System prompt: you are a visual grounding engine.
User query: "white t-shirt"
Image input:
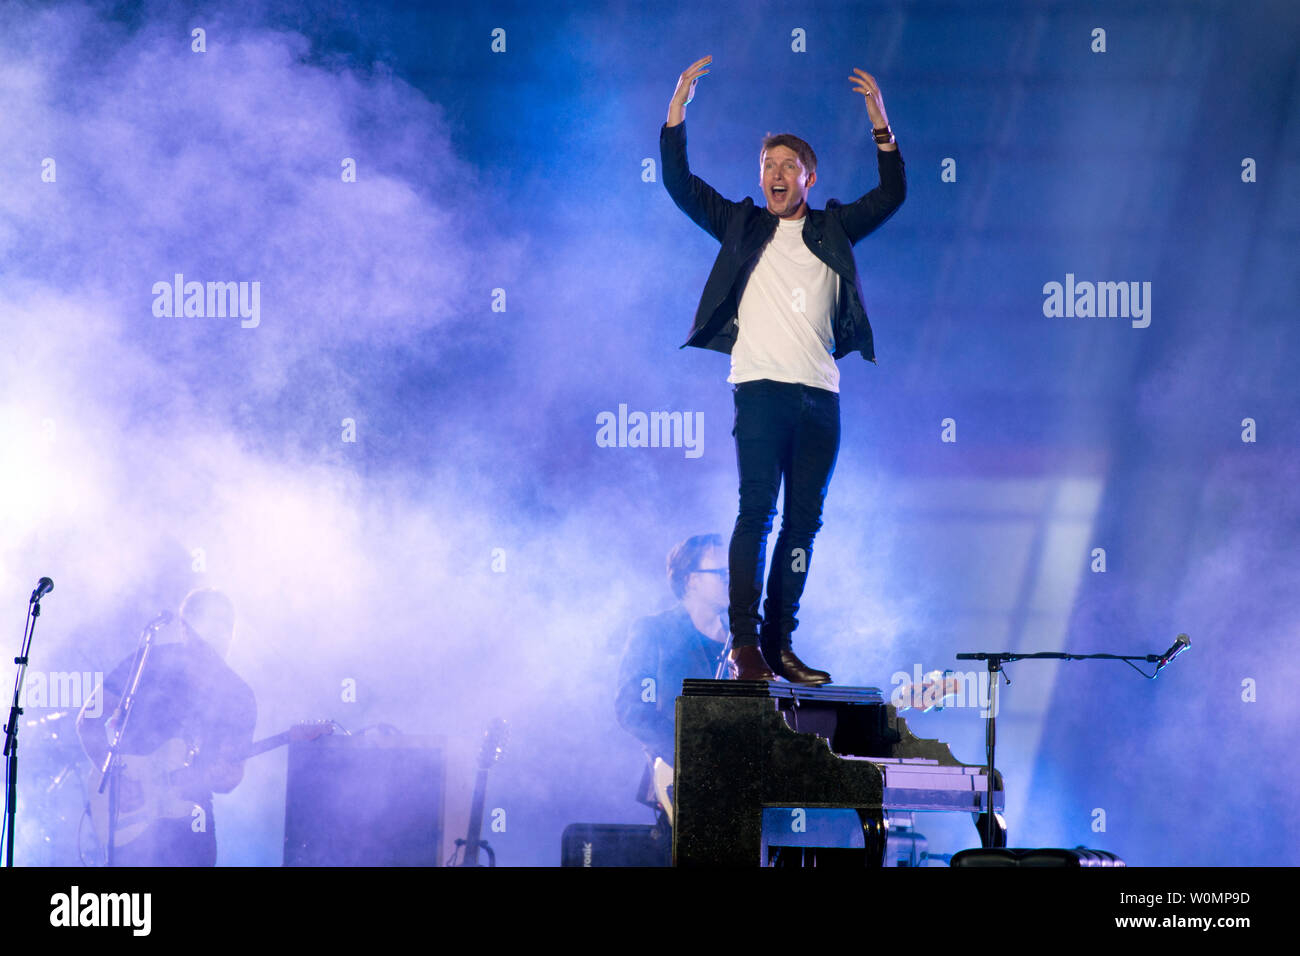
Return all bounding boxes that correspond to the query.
[727,215,840,393]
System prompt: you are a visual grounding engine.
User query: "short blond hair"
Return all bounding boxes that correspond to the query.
[760,133,817,177]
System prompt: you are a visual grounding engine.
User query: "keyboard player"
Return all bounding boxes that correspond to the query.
[615,533,732,773]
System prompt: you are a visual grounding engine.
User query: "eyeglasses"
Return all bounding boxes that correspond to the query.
[691,568,729,579]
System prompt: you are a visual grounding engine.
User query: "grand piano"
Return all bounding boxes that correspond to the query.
[673,679,1006,867]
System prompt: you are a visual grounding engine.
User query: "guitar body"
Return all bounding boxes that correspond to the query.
[87,737,203,851]
[86,721,334,859]
[891,670,965,712]
[652,757,675,827]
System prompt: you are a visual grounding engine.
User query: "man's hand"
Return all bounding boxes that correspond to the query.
[849,68,892,135]
[667,55,712,127]
[176,754,245,795]
[201,758,245,794]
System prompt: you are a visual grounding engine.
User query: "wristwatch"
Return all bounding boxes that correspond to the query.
[872,124,895,145]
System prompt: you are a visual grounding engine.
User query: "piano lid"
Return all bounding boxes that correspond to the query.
[682,679,884,704]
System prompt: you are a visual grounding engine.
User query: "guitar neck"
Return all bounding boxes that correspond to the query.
[461,767,492,866]
[243,731,291,760]
[241,722,334,761]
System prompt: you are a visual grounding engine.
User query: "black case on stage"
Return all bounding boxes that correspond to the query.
[560,823,672,867]
[283,732,445,866]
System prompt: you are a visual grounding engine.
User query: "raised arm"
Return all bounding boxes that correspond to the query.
[837,68,907,244]
[666,54,709,128]
[660,55,738,242]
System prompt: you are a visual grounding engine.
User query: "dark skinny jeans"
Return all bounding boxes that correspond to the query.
[727,379,840,658]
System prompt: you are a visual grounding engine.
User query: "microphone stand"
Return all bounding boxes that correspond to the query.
[3,588,48,866]
[97,615,165,866]
[956,637,1190,849]
[714,629,735,680]
[710,610,736,680]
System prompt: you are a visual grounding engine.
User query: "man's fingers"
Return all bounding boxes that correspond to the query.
[850,69,878,90]
[849,69,879,98]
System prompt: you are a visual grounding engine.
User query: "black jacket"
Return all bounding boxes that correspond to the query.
[614,604,727,762]
[659,120,906,364]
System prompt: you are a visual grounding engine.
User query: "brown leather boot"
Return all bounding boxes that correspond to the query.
[772,649,831,685]
[728,645,776,681]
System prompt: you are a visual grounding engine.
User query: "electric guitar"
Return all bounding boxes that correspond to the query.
[889,669,966,712]
[86,720,334,853]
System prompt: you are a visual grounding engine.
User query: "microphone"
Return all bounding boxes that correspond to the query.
[144,610,174,631]
[1154,633,1191,674]
[30,577,54,604]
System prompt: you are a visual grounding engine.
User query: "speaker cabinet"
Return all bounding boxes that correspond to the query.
[284,733,445,866]
[561,823,671,867]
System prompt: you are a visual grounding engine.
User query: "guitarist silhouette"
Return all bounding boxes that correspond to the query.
[76,588,257,866]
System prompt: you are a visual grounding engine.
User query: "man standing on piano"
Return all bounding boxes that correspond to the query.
[660,56,906,684]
